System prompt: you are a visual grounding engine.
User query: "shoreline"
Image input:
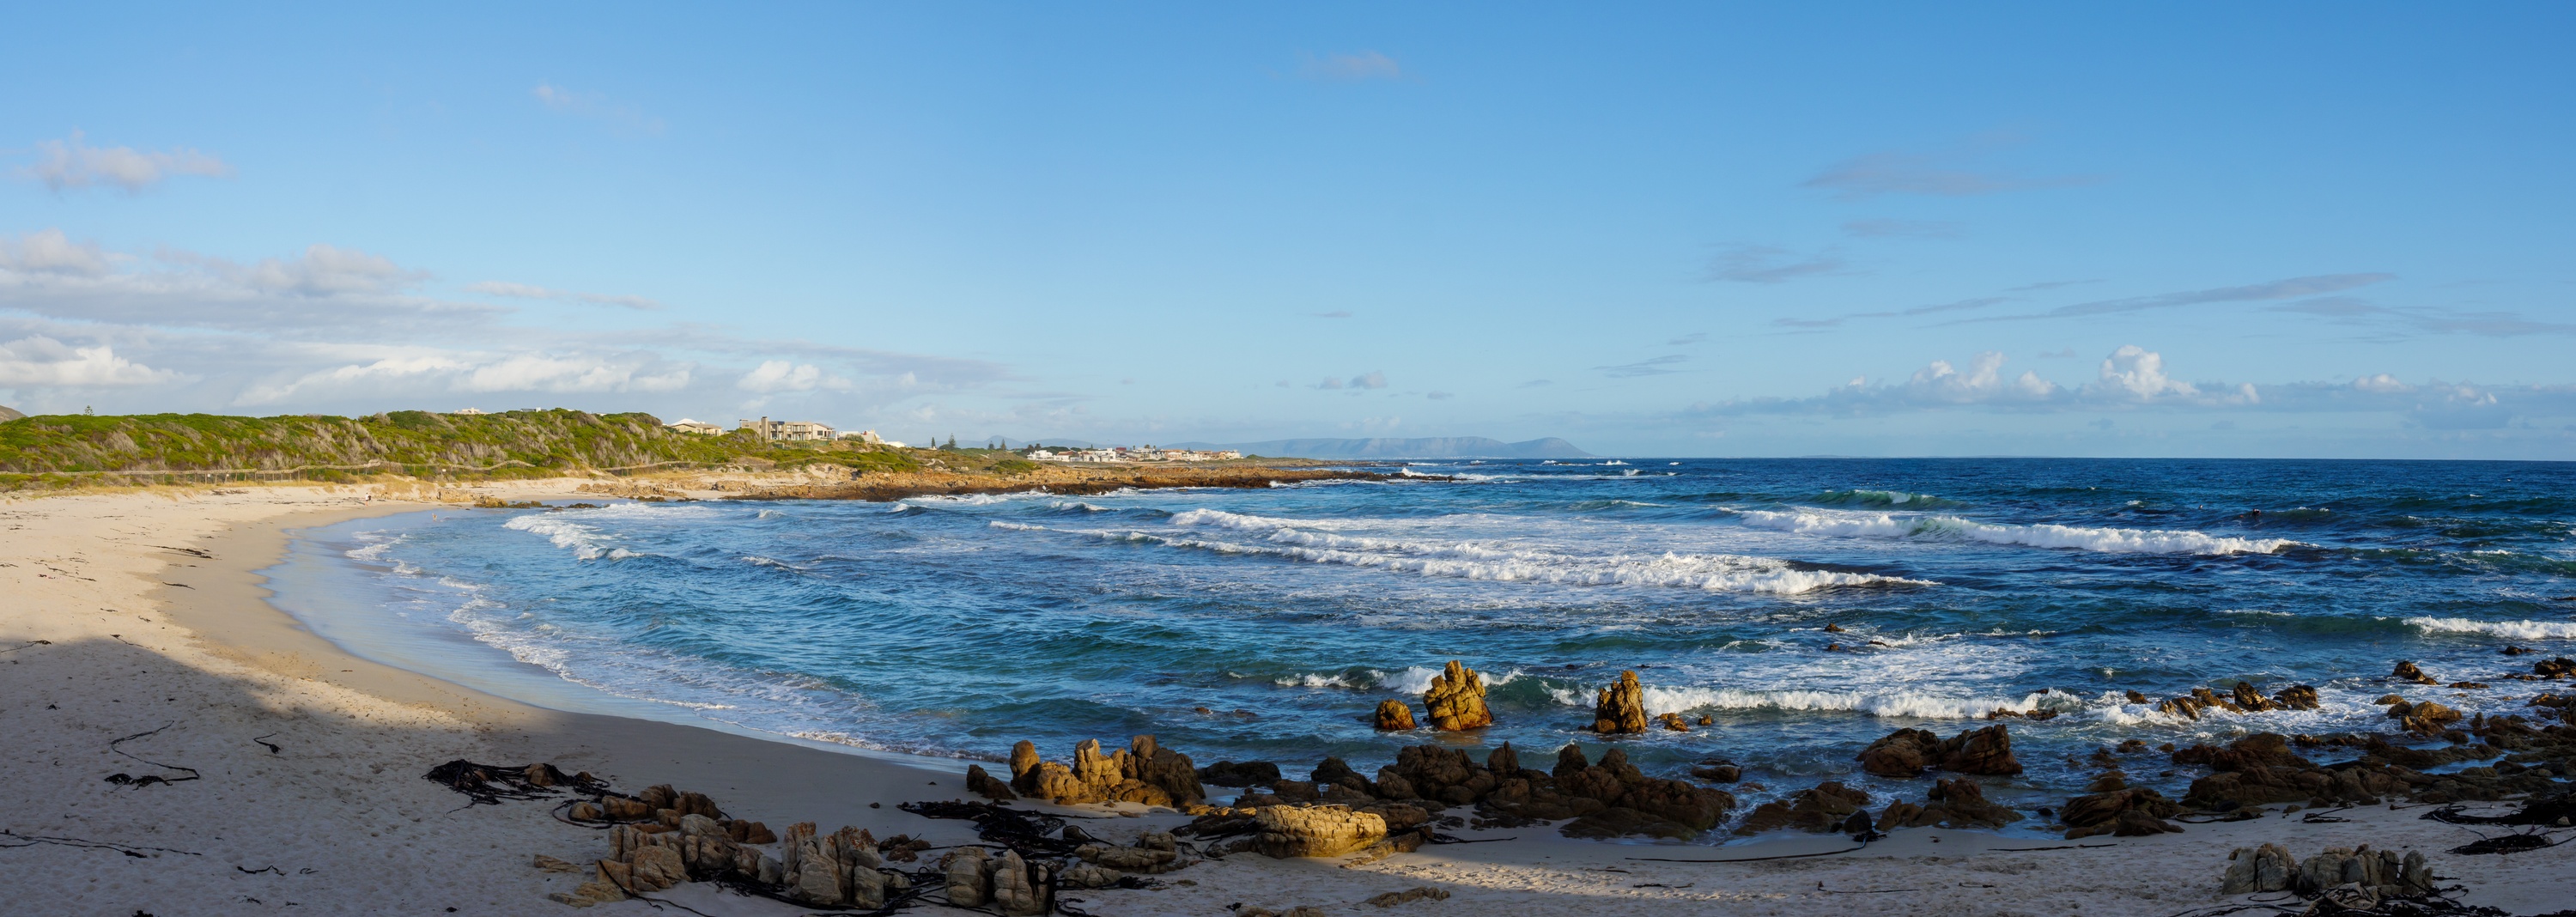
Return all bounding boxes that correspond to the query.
[3,483,2569,914]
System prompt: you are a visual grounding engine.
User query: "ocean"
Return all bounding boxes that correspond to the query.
[283,458,2576,836]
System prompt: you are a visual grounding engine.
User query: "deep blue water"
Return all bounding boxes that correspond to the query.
[310,458,2576,829]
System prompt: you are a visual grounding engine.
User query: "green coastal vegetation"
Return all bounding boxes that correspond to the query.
[0,409,974,490]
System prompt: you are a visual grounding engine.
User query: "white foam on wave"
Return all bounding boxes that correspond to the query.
[501,513,637,561]
[2405,617,2576,640]
[999,518,1927,594]
[1735,508,2300,556]
[344,531,407,563]
[1540,684,2081,720]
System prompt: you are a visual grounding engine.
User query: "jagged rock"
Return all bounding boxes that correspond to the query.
[2060,786,2184,838]
[1564,806,1702,840]
[1076,843,1182,873]
[2229,682,2278,712]
[2537,657,2576,678]
[1939,725,2023,775]
[1424,660,1493,731]
[601,796,652,821]
[2393,660,2438,684]
[1255,805,1388,858]
[1374,699,1418,731]
[1857,728,1941,778]
[1874,777,2022,831]
[944,847,991,908]
[1358,803,1431,833]
[1591,670,1649,734]
[1060,863,1120,888]
[1487,742,1523,777]
[533,853,580,872]
[1008,740,1042,793]
[1200,760,1283,786]
[1314,757,1374,796]
[1367,887,1452,907]
[1692,763,1742,782]
[1735,782,1870,835]
[1656,713,1692,732]
[629,845,687,892]
[673,791,719,818]
[967,763,1017,800]
[2272,684,2321,710]
[989,850,1051,916]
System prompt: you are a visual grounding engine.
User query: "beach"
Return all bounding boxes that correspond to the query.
[3,480,2570,916]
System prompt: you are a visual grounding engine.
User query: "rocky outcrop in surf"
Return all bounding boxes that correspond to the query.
[1005,735,1205,808]
[2151,681,2322,720]
[1373,699,1418,731]
[1589,670,1648,734]
[1856,724,2024,778]
[1422,660,1492,731]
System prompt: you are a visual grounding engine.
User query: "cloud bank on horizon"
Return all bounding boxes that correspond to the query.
[2,5,2572,458]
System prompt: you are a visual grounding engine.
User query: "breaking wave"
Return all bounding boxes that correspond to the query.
[1735,509,2300,555]
[2404,617,2576,640]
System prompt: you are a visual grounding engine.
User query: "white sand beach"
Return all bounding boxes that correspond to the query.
[3,484,2568,916]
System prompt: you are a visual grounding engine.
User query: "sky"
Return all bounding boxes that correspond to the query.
[3,3,2572,458]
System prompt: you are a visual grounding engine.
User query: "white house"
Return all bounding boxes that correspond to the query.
[665,419,724,435]
[738,416,836,442]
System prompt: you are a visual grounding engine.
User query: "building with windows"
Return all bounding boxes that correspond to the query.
[665,419,724,435]
[738,416,836,441]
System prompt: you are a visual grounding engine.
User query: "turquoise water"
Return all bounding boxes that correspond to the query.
[290,458,2576,825]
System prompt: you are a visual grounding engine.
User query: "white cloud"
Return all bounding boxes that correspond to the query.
[0,229,110,276]
[466,280,662,310]
[1350,370,1388,390]
[2353,373,2408,393]
[736,360,851,393]
[0,336,185,386]
[21,131,234,191]
[1910,351,2061,404]
[1297,51,1403,82]
[2091,344,2197,399]
[228,244,425,297]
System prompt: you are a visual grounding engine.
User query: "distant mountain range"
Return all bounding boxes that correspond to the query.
[1164,436,1593,459]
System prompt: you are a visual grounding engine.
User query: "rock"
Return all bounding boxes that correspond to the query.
[1199,760,1283,786]
[674,791,720,818]
[629,845,687,893]
[568,802,604,822]
[601,796,652,821]
[2230,682,2277,712]
[1255,805,1388,858]
[1076,842,1182,873]
[1591,670,1649,734]
[2449,681,2490,689]
[2061,787,2184,838]
[967,763,1017,800]
[2537,657,2576,678]
[1486,743,1523,778]
[989,850,1051,917]
[1060,863,1120,888]
[2109,809,2184,836]
[1008,740,1042,793]
[1564,807,1701,840]
[1692,763,1742,783]
[2222,847,2259,894]
[2252,842,2294,892]
[2402,849,2431,892]
[1656,712,1692,732]
[1314,757,1373,796]
[2393,660,2438,684]
[1857,728,1941,778]
[1374,699,1418,731]
[641,785,677,810]
[1367,886,1452,907]
[2272,684,2321,710]
[1424,660,1493,731]
[533,853,580,872]
[944,847,991,908]
[1735,782,1870,835]
[1874,777,2021,831]
[1938,724,2024,775]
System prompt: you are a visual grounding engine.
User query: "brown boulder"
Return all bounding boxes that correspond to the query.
[1591,670,1649,734]
[1876,778,2022,831]
[2229,682,2277,712]
[1423,660,1493,731]
[2272,684,2321,710]
[2060,786,2184,837]
[1735,781,1869,835]
[2537,657,2576,678]
[1937,724,2023,776]
[1374,699,1418,731]
[1857,728,1941,778]
[2392,660,2437,684]
[967,764,1017,801]
[1255,805,1388,858]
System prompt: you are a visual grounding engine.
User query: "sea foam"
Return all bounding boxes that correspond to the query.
[1735,508,2300,555]
[2405,617,2576,640]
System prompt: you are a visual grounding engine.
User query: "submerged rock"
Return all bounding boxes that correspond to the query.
[2392,660,2439,684]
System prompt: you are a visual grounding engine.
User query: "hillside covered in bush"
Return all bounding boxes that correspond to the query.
[0,409,924,489]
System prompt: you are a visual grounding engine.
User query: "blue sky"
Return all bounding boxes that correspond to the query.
[3,3,2571,458]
